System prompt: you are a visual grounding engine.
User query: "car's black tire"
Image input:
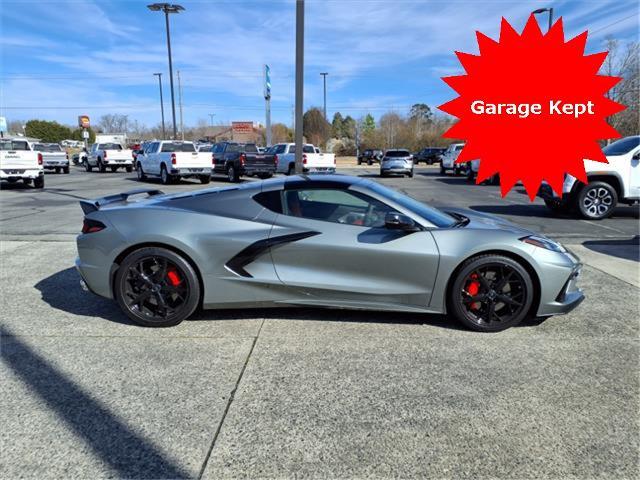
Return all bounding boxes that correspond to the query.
[380,171,387,177]
[33,176,45,189]
[126,166,133,173]
[55,167,61,174]
[85,161,92,172]
[439,165,446,175]
[200,175,211,184]
[407,170,414,178]
[448,254,534,332]
[577,181,617,220]
[466,167,475,183]
[227,164,239,182]
[23,178,32,186]
[160,164,172,185]
[111,166,118,172]
[137,163,146,181]
[367,159,373,166]
[63,166,70,174]
[114,247,201,327]
[357,159,362,165]
[544,198,570,214]
[98,159,106,173]
[286,163,295,176]
[427,159,433,165]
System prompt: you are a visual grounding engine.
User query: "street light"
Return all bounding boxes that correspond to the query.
[148,3,184,139]
[208,113,216,127]
[320,72,328,121]
[153,73,166,139]
[532,7,554,32]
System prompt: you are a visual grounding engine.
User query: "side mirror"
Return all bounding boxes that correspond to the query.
[633,151,640,161]
[385,212,420,232]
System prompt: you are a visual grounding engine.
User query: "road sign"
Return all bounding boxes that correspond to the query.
[264,64,271,100]
[82,129,90,139]
[0,117,7,133]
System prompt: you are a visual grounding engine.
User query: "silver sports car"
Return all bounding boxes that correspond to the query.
[76,175,584,332]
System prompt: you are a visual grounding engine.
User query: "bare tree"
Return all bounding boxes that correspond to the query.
[602,39,639,138]
[97,114,129,133]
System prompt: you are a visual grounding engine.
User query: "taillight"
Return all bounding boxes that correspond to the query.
[82,218,106,234]
[274,154,278,166]
[37,153,43,165]
[103,151,107,159]
[211,154,216,165]
[302,154,307,165]
[171,153,177,165]
[239,153,246,166]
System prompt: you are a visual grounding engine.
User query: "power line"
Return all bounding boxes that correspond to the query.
[589,14,638,35]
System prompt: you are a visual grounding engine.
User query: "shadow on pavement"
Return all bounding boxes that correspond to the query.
[470,204,562,218]
[0,324,190,478]
[583,236,640,262]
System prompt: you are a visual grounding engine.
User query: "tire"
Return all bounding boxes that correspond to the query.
[227,164,239,182]
[63,166,70,174]
[440,165,446,175]
[448,254,534,332]
[367,159,373,166]
[55,167,61,174]
[466,167,475,183]
[380,171,387,177]
[160,165,172,185]
[136,163,147,181]
[544,198,570,214]
[407,169,414,178]
[126,166,133,173]
[286,163,295,176]
[98,159,106,173]
[577,181,618,220]
[85,161,92,172]
[110,166,118,173]
[427,159,433,165]
[357,159,362,165]
[199,175,211,184]
[114,247,201,327]
[23,178,32,186]
[33,176,45,189]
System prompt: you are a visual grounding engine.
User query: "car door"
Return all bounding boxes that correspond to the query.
[268,187,440,309]
[630,146,640,198]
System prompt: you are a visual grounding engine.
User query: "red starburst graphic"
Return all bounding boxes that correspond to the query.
[438,15,625,199]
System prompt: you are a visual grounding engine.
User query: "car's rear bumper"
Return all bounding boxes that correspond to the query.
[243,165,277,176]
[303,166,336,174]
[1,169,44,180]
[170,167,212,177]
[44,161,69,169]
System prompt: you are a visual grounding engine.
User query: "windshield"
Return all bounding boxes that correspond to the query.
[365,181,456,228]
[602,136,640,156]
[0,140,30,151]
[161,142,196,152]
[34,144,63,152]
[385,150,410,157]
[98,143,123,150]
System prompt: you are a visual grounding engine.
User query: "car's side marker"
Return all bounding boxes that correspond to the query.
[226,231,320,278]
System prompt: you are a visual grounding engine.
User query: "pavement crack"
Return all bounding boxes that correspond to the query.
[197,318,265,479]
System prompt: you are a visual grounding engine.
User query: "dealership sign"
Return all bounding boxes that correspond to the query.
[78,115,90,128]
[232,122,254,134]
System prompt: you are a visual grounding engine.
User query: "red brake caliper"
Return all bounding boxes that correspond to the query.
[466,273,481,310]
[166,269,182,287]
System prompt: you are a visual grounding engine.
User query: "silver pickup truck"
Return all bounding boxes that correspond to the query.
[33,143,69,174]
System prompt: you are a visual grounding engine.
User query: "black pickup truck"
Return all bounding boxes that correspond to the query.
[413,147,446,165]
[211,142,277,182]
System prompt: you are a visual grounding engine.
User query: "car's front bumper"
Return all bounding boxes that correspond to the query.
[534,247,585,316]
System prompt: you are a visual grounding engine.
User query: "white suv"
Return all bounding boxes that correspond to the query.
[539,135,640,219]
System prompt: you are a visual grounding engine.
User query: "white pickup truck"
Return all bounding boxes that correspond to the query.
[136,140,212,184]
[33,143,69,174]
[268,143,335,175]
[440,143,465,175]
[0,138,44,188]
[85,142,134,173]
[538,135,640,219]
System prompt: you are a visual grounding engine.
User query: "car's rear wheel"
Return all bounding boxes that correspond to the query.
[199,174,211,184]
[137,163,146,181]
[287,164,295,176]
[111,166,118,172]
[466,167,475,183]
[448,255,534,332]
[160,165,172,185]
[577,182,617,220]
[85,161,92,172]
[114,247,201,327]
[227,165,239,182]
[126,166,133,173]
[33,176,45,189]
[440,165,446,175]
[98,159,106,173]
[55,167,61,174]
[63,166,70,174]
[367,159,372,166]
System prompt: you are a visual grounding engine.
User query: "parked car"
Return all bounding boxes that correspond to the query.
[33,143,69,174]
[358,149,383,165]
[466,159,499,185]
[136,140,212,185]
[538,135,640,219]
[267,143,336,175]
[0,138,44,188]
[85,142,134,173]
[212,142,276,182]
[414,147,446,165]
[380,149,414,177]
[440,143,465,175]
[76,175,584,332]
[197,143,213,152]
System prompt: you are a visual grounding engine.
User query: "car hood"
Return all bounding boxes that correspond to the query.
[443,207,536,236]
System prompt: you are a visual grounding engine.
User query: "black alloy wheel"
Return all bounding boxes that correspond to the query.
[115,248,200,327]
[449,255,533,332]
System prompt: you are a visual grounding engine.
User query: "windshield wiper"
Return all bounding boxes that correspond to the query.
[448,211,471,227]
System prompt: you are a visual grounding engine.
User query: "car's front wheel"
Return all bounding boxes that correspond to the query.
[577,181,617,220]
[114,247,201,327]
[448,254,534,332]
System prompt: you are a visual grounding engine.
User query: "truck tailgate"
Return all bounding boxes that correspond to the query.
[0,151,38,169]
[305,153,335,169]
[175,152,211,169]
[246,153,275,169]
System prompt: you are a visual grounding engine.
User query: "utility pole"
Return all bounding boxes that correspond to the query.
[208,113,215,127]
[294,0,305,174]
[320,72,328,121]
[264,64,272,147]
[177,69,184,140]
[153,73,166,139]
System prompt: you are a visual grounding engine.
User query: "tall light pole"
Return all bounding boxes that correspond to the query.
[532,7,554,32]
[153,73,166,139]
[294,0,304,174]
[320,72,328,121]
[148,3,184,139]
[208,113,215,127]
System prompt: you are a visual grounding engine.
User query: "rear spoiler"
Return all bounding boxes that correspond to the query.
[79,188,164,214]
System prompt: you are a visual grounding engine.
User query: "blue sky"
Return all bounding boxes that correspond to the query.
[1,0,638,129]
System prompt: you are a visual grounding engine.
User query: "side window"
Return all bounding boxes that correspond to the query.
[276,144,286,154]
[253,190,282,213]
[283,188,397,227]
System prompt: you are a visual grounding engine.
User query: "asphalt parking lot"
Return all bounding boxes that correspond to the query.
[1,164,638,479]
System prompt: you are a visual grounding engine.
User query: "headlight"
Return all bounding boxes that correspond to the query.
[520,235,566,252]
